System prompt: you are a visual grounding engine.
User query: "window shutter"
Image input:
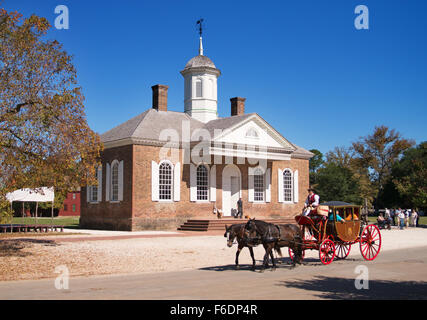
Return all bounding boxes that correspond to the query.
[151,161,159,201]
[190,163,197,202]
[118,160,124,201]
[278,168,283,203]
[86,186,90,203]
[106,163,110,202]
[248,167,254,202]
[293,169,299,203]
[265,168,271,203]
[210,165,216,202]
[97,165,103,202]
[174,162,181,201]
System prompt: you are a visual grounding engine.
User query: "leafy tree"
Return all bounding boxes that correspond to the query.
[315,162,362,205]
[351,126,414,209]
[391,142,427,209]
[0,9,102,213]
[309,149,323,186]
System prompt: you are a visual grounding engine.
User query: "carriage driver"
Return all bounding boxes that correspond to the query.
[302,188,320,216]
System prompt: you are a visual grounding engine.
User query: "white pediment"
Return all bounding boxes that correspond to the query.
[213,114,296,151]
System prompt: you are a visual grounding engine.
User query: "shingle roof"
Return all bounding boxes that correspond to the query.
[184,55,216,69]
[101,109,204,143]
[100,108,313,159]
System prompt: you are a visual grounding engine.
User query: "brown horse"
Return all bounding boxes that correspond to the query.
[244,219,303,272]
[224,223,282,271]
[224,224,258,270]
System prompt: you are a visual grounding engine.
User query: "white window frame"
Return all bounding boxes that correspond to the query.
[158,160,174,202]
[246,127,259,139]
[283,169,293,203]
[196,164,210,202]
[253,168,265,202]
[88,165,102,204]
[110,160,120,202]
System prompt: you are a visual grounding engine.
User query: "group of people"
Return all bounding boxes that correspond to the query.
[383,208,420,230]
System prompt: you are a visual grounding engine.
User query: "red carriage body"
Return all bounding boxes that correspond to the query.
[289,202,381,265]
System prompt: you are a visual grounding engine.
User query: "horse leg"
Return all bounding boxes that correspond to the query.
[248,246,256,271]
[270,244,276,271]
[235,244,242,270]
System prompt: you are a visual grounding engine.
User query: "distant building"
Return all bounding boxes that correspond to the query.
[59,192,80,216]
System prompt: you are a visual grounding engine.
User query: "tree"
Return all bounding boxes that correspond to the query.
[315,162,362,205]
[0,9,102,213]
[391,142,427,209]
[309,149,323,186]
[351,126,414,209]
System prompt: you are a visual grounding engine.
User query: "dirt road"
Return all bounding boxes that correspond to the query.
[1,245,426,300]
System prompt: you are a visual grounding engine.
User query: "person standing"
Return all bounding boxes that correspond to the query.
[411,209,418,227]
[390,208,396,226]
[398,209,405,230]
[237,198,243,219]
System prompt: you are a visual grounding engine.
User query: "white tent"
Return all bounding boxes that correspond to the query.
[6,187,55,230]
[6,187,54,203]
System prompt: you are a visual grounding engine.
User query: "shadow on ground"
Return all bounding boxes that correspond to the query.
[277,276,427,299]
[0,239,59,257]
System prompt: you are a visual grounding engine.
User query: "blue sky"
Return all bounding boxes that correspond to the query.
[5,0,427,154]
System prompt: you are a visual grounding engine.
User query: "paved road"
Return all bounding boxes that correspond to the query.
[1,246,426,300]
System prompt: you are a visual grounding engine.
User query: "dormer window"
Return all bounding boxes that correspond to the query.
[246,128,259,138]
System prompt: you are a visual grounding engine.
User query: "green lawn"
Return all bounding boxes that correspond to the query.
[11,216,80,228]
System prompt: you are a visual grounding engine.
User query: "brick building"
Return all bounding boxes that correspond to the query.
[80,36,313,231]
[58,191,80,216]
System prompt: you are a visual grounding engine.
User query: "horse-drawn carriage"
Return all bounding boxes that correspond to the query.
[290,201,382,265]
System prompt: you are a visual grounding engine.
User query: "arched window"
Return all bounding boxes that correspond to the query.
[246,128,259,138]
[254,168,264,202]
[159,162,172,200]
[196,165,209,201]
[283,170,293,202]
[111,162,119,201]
[195,79,202,98]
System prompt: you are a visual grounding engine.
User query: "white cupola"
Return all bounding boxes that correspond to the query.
[180,36,221,123]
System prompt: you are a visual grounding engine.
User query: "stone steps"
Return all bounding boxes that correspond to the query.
[178,217,296,232]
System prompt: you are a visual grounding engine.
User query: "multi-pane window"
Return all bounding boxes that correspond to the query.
[196,165,208,201]
[283,170,293,202]
[111,162,119,201]
[254,168,264,202]
[159,162,172,200]
[90,168,98,202]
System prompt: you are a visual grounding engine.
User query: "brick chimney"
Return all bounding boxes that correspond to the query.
[230,97,245,116]
[152,84,169,112]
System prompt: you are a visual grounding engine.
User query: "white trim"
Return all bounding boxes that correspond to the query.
[151,161,159,202]
[174,162,181,202]
[278,168,283,203]
[118,160,124,202]
[190,163,197,202]
[106,163,110,201]
[265,168,271,203]
[293,169,299,203]
[210,165,216,202]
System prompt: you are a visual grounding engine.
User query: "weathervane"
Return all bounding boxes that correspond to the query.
[196,19,204,37]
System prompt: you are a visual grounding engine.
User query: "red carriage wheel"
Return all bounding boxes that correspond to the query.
[335,243,351,260]
[319,239,336,265]
[360,224,382,261]
[288,247,305,262]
